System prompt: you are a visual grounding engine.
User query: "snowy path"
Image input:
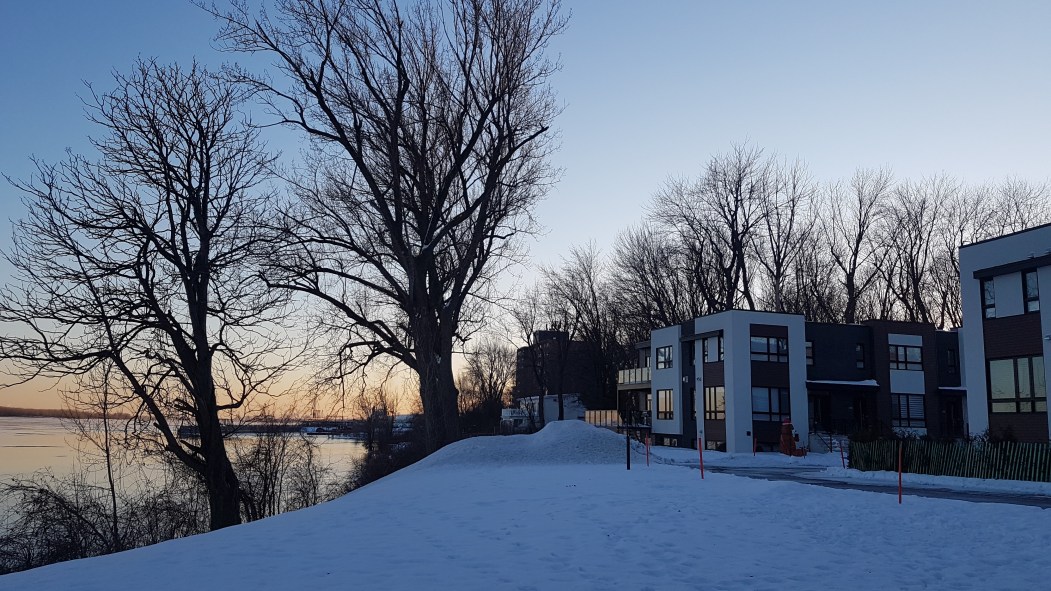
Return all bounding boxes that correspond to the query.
[707,465,1051,508]
[3,422,1050,590]
[648,443,1051,507]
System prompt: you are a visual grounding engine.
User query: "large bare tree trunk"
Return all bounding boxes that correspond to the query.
[214,0,564,452]
[416,329,461,452]
[200,413,242,530]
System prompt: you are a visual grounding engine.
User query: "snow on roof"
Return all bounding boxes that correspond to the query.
[806,379,879,387]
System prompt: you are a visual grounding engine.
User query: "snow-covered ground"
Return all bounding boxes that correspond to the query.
[3,422,1051,590]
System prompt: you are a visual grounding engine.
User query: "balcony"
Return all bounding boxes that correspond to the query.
[617,367,651,387]
[584,409,651,429]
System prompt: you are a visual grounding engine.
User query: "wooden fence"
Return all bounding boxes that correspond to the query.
[849,439,1051,483]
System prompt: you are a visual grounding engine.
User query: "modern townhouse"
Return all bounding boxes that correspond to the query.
[960,223,1051,442]
[616,310,962,452]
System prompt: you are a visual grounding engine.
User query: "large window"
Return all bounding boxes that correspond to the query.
[855,343,866,369]
[702,335,724,362]
[656,389,674,420]
[655,346,673,370]
[889,345,922,371]
[751,387,790,422]
[805,341,814,366]
[982,278,996,319]
[1024,270,1040,313]
[750,336,788,362]
[891,394,926,428]
[947,348,958,375]
[988,356,1047,414]
[704,386,725,420]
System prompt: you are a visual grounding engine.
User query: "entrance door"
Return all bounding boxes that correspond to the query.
[808,393,831,432]
[942,396,964,438]
[853,394,873,432]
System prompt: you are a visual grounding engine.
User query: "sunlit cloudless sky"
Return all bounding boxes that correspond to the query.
[1,0,1050,408]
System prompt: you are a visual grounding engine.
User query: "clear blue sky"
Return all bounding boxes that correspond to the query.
[1,0,1050,407]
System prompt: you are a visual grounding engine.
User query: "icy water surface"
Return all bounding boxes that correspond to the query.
[0,416,365,482]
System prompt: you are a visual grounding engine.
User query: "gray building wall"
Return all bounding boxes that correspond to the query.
[650,325,682,438]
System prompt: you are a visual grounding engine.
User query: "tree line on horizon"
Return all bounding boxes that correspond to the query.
[0,406,133,420]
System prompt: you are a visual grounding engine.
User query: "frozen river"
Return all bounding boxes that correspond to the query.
[0,416,365,483]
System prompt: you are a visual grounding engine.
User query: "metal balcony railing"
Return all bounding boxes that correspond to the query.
[584,409,651,429]
[617,367,651,385]
[584,410,620,428]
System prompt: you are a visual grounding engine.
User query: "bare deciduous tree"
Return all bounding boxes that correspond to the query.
[544,243,627,410]
[650,144,771,311]
[354,385,399,453]
[785,232,843,323]
[0,61,292,530]
[824,168,891,323]
[234,408,330,522]
[458,338,514,433]
[754,158,816,313]
[877,175,956,324]
[210,0,566,453]
[985,178,1051,236]
[510,282,579,423]
[611,224,702,341]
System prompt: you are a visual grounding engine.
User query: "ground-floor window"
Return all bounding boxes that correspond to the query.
[704,386,725,420]
[891,393,926,428]
[751,387,790,422]
[988,356,1048,413]
[656,389,674,420]
[705,439,726,451]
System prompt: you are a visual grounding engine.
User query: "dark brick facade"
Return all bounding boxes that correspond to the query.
[801,320,962,439]
[513,332,602,408]
[981,315,1048,442]
[983,315,1043,359]
[989,412,1050,443]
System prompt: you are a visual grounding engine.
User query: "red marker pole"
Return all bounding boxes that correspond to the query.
[897,441,903,505]
[840,443,846,469]
[645,434,650,466]
[698,443,705,479]
[753,435,757,457]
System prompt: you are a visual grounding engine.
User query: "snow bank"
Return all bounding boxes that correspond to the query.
[411,420,640,469]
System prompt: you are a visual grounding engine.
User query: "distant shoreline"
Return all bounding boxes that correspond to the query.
[0,406,132,420]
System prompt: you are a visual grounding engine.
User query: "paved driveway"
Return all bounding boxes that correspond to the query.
[707,465,1051,509]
